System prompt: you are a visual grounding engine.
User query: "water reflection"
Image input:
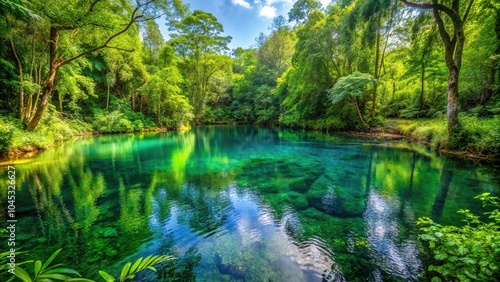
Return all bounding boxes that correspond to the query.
[0,126,499,281]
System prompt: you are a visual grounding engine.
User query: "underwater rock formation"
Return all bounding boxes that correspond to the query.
[215,253,246,280]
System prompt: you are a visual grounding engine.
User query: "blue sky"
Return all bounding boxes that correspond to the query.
[158,0,331,50]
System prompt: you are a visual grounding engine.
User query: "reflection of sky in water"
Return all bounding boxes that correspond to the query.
[365,190,422,281]
[148,185,341,281]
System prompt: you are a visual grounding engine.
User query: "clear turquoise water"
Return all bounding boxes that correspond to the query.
[1,126,499,281]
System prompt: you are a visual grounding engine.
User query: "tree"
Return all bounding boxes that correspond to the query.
[139,66,193,128]
[328,72,377,128]
[401,0,475,143]
[288,0,321,24]
[170,10,231,123]
[12,0,184,131]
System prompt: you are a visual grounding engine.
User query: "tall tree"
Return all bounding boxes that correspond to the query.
[401,0,475,143]
[170,10,231,122]
[288,0,321,24]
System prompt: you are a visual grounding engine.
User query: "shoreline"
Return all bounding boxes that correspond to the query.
[0,127,168,161]
[2,124,498,163]
[339,128,499,162]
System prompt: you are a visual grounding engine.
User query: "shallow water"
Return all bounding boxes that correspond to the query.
[1,126,499,281]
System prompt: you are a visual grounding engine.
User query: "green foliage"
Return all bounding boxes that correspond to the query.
[99,255,173,282]
[417,193,500,281]
[1,248,173,282]
[392,116,500,156]
[92,111,133,133]
[12,249,91,282]
[91,99,155,133]
[328,72,376,104]
[139,66,193,129]
[0,107,93,153]
[0,117,15,153]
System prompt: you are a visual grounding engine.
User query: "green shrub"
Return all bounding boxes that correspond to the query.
[0,118,14,153]
[417,193,500,282]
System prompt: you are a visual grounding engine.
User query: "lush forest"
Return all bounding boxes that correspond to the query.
[0,0,499,157]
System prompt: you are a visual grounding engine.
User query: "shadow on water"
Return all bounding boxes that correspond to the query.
[1,126,499,281]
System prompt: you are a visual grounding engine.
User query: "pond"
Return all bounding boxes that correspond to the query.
[1,126,499,281]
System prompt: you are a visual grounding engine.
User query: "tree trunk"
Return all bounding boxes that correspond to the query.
[419,62,425,116]
[58,91,63,113]
[26,76,55,131]
[371,23,381,119]
[131,89,135,111]
[446,65,460,139]
[25,27,60,131]
[353,96,368,128]
[400,0,475,142]
[9,37,24,122]
[106,83,110,110]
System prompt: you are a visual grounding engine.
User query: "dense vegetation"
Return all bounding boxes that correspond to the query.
[418,193,500,281]
[0,0,499,156]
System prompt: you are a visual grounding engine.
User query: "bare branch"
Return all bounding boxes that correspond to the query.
[462,0,475,24]
[106,46,135,52]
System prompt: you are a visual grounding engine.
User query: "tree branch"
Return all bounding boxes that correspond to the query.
[400,0,461,23]
[59,5,145,68]
[462,0,475,24]
[107,46,135,52]
[432,0,451,46]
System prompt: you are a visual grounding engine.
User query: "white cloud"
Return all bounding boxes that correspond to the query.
[259,5,276,18]
[319,0,331,7]
[232,0,252,9]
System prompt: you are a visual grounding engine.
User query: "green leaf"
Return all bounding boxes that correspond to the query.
[14,266,33,282]
[129,258,142,275]
[119,262,131,282]
[37,273,71,280]
[137,255,152,271]
[40,249,62,274]
[98,271,115,282]
[434,253,448,260]
[34,260,42,277]
[43,268,80,275]
[431,277,442,282]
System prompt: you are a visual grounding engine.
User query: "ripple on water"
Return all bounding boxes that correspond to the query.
[364,190,422,281]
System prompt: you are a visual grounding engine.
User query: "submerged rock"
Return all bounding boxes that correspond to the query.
[287,191,309,210]
[236,155,324,194]
[215,253,246,280]
[306,175,366,218]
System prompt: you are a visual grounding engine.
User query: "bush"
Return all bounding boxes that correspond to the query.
[417,193,500,282]
[0,117,14,153]
[92,109,155,133]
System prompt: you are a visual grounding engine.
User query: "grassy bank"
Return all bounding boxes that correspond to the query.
[0,106,158,157]
[2,112,499,160]
[389,115,500,158]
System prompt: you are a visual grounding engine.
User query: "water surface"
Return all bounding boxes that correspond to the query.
[1,126,499,281]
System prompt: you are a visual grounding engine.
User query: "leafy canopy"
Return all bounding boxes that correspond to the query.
[328,72,377,104]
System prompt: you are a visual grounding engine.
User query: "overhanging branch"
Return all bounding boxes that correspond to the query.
[59,9,144,67]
